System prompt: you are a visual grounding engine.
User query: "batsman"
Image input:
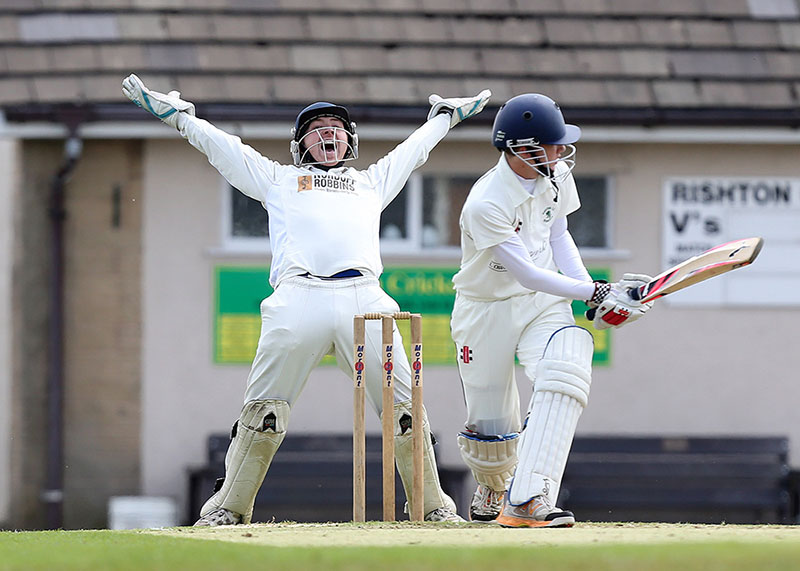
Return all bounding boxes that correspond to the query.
[451,93,653,527]
[123,73,491,525]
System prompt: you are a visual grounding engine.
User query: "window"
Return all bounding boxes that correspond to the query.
[224,174,610,252]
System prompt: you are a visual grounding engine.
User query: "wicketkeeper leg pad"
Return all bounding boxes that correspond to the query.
[393,400,457,516]
[457,432,519,492]
[509,326,593,506]
[199,399,290,524]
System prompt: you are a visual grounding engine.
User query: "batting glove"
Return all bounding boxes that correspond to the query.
[427,89,491,128]
[122,73,195,130]
[591,273,654,330]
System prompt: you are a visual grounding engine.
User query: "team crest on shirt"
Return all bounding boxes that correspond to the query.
[542,206,554,223]
[297,174,356,193]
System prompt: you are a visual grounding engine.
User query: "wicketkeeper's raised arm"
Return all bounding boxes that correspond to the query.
[122,74,277,202]
[369,89,491,207]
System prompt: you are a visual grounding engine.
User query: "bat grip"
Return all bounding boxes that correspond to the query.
[629,286,643,301]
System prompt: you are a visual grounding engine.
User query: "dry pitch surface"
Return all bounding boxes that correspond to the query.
[154,521,800,546]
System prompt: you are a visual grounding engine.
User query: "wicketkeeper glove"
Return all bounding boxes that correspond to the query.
[427,89,491,128]
[588,274,654,330]
[122,73,195,130]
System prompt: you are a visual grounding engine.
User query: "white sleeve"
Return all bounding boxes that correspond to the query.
[365,113,450,209]
[550,217,592,281]
[491,234,595,300]
[177,114,280,202]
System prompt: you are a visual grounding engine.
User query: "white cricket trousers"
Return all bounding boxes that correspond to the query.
[244,275,413,413]
[450,291,575,437]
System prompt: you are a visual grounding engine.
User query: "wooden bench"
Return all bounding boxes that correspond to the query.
[188,433,466,523]
[559,436,795,524]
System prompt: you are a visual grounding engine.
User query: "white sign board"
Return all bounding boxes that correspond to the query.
[663,177,800,306]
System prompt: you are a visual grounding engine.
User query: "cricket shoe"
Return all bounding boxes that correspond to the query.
[193,508,242,526]
[469,485,504,523]
[496,494,575,528]
[424,506,466,523]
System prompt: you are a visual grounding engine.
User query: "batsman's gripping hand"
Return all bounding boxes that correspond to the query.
[427,89,491,128]
[591,273,654,331]
[122,74,195,129]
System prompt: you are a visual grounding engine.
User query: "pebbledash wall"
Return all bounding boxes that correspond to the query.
[0,139,17,526]
[141,125,800,523]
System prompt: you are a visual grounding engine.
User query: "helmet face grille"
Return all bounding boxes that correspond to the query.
[291,102,359,166]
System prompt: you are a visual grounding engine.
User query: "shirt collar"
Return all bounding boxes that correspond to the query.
[497,153,536,207]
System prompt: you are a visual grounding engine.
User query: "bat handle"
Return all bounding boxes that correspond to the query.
[629,286,643,301]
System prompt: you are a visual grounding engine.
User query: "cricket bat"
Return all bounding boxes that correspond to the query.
[630,237,764,303]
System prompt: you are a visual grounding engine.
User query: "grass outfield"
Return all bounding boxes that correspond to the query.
[2,521,800,571]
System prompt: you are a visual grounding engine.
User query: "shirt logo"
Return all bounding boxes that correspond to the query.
[542,206,554,223]
[460,346,473,364]
[297,174,356,193]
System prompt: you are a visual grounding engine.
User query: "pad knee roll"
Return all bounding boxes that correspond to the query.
[457,432,519,492]
[201,399,290,523]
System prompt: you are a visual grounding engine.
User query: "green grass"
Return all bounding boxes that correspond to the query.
[2,526,800,571]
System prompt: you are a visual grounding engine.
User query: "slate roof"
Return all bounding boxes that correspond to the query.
[2,1,800,126]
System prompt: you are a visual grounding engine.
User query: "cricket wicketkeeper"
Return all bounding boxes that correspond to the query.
[123,73,491,525]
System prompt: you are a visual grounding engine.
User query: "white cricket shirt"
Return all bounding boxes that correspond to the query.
[178,114,450,287]
[453,153,582,301]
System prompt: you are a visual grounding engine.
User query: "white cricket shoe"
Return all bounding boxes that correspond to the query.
[496,494,575,528]
[193,508,242,526]
[424,506,466,523]
[469,485,504,523]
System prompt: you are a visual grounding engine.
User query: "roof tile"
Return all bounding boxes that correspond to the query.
[387,47,440,72]
[0,79,31,104]
[19,14,119,42]
[353,16,411,42]
[365,76,418,103]
[652,79,700,106]
[449,18,503,44]
[766,52,800,76]
[217,75,271,102]
[497,17,544,45]
[145,45,198,70]
[0,16,19,42]
[306,16,352,41]
[551,79,610,105]
[591,20,643,45]
[404,16,452,42]
[574,50,624,75]
[259,15,308,40]
[778,22,800,47]
[731,21,781,47]
[480,48,533,75]
[700,80,794,107]
[289,46,343,73]
[165,15,214,40]
[543,18,596,46]
[50,46,99,71]
[620,49,670,76]
[32,76,82,102]
[603,79,653,106]
[317,77,371,104]
[708,0,758,17]
[271,76,321,103]
[5,47,51,73]
[98,45,148,71]
[636,19,688,46]
[340,46,389,72]
[670,50,770,78]
[81,74,127,102]
[685,21,734,47]
[117,14,167,40]
[211,15,261,40]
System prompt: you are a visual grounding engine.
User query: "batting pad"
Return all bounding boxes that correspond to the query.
[393,400,457,516]
[509,326,593,506]
[199,399,290,524]
[457,432,519,492]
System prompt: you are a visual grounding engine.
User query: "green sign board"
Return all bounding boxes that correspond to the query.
[213,266,610,366]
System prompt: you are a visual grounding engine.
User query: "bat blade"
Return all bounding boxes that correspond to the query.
[631,237,764,303]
